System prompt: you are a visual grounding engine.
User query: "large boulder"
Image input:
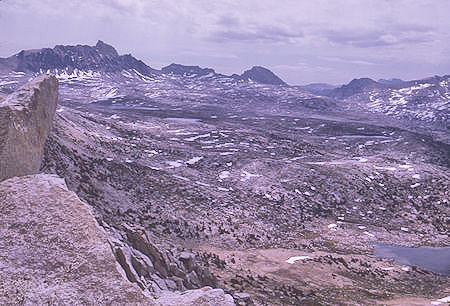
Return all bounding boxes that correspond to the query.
[0,174,154,305]
[0,75,58,181]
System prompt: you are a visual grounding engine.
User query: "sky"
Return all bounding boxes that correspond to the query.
[0,0,449,85]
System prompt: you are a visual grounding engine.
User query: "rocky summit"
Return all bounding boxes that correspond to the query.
[0,41,448,305]
[241,66,287,85]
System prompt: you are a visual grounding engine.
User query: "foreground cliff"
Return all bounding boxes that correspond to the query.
[0,174,153,305]
[0,75,58,181]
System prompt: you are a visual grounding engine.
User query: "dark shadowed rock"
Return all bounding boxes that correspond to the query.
[328,77,383,99]
[0,41,157,76]
[162,64,216,77]
[0,75,58,181]
[240,66,287,85]
[107,225,219,294]
[95,39,119,57]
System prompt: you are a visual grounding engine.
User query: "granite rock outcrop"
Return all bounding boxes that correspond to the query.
[0,75,58,181]
[0,174,154,305]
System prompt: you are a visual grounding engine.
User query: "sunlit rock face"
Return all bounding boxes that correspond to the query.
[0,75,58,181]
[0,174,154,305]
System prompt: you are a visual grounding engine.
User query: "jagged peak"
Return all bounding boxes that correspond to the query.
[96,40,107,47]
[0,41,156,75]
[95,40,119,57]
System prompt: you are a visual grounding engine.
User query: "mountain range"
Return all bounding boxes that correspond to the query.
[0,40,287,86]
[0,40,156,76]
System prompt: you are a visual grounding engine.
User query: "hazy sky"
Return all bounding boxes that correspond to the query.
[0,0,449,84]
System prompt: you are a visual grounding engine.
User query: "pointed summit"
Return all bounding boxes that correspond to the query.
[95,40,119,57]
[240,66,287,85]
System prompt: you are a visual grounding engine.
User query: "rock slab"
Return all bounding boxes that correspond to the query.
[0,75,58,181]
[0,174,153,305]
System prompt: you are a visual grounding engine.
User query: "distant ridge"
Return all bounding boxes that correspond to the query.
[0,41,290,86]
[0,40,157,76]
[162,63,217,77]
[378,78,404,85]
[328,78,383,99]
[162,63,288,85]
[300,83,337,96]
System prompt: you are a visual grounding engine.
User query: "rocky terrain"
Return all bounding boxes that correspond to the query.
[0,76,234,305]
[0,41,449,305]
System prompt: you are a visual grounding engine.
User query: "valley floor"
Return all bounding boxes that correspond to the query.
[41,99,449,305]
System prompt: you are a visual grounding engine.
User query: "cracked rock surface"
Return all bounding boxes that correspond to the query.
[0,75,58,181]
[0,174,153,305]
